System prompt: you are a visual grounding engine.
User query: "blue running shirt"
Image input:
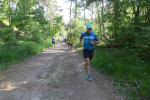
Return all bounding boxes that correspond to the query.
[81,32,98,50]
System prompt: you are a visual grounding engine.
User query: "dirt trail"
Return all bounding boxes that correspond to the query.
[0,43,123,100]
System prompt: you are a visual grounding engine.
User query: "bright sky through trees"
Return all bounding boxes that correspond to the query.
[56,0,70,24]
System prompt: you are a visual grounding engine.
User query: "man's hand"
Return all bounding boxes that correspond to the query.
[91,40,99,45]
[94,41,99,44]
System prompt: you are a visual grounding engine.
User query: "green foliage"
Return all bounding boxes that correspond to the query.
[0,40,49,70]
[66,33,76,44]
[0,0,62,71]
[66,19,87,45]
[51,16,64,36]
[92,47,150,99]
[73,20,85,43]
[22,20,44,42]
[18,41,43,55]
[34,6,47,24]
[0,27,17,45]
[112,26,150,61]
[0,0,60,43]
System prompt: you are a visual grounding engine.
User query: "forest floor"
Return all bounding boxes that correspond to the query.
[0,43,123,100]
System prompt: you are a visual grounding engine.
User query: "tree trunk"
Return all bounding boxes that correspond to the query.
[74,0,78,29]
[8,0,11,26]
[101,0,104,36]
[113,0,119,38]
[70,1,72,33]
[134,0,141,25]
[91,4,94,22]
[84,8,86,25]
[96,2,101,34]
[146,0,150,25]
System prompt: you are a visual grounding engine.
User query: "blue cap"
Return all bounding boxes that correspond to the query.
[86,23,93,29]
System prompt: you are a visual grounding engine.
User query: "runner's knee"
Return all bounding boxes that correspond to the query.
[85,58,90,65]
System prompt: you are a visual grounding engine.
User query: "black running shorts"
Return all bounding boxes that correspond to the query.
[83,49,94,60]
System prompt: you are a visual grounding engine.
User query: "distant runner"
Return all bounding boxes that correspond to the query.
[67,33,75,53]
[80,23,99,81]
[52,36,56,50]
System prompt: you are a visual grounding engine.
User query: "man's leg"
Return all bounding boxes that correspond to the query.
[70,44,72,51]
[52,44,54,49]
[54,43,56,50]
[85,58,91,75]
[85,57,92,81]
[69,44,71,53]
[67,43,70,50]
[70,44,74,52]
[83,49,92,81]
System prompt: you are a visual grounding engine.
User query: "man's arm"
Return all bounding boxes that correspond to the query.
[93,34,99,44]
[79,33,83,45]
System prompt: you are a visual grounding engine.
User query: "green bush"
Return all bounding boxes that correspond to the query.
[112,26,150,62]
[0,41,49,70]
[92,47,150,99]
[0,27,17,45]
[18,41,43,55]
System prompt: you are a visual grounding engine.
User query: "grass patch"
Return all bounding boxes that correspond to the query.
[0,40,51,70]
[92,47,150,100]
